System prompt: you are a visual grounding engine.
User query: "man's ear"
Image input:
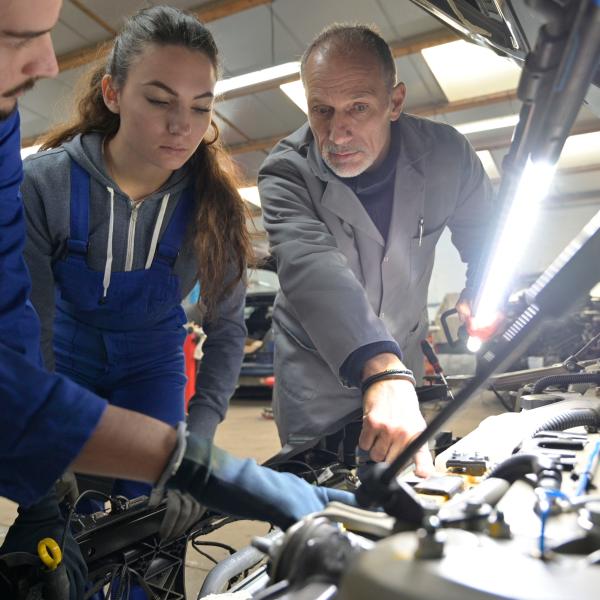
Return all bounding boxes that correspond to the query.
[390,81,406,121]
[101,74,120,114]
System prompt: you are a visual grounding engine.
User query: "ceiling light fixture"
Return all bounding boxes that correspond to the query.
[456,114,519,135]
[216,62,300,96]
[238,186,261,207]
[280,80,308,114]
[422,40,521,102]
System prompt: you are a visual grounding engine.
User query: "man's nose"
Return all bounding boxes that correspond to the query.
[23,34,59,80]
[328,111,353,145]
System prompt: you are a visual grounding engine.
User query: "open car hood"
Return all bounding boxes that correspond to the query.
[409,0,600,117]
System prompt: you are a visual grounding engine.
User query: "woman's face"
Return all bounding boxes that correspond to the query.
[104,43,217,171]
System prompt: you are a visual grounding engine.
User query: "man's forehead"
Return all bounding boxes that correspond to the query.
[0,0,62,31]
[305,56,386,99]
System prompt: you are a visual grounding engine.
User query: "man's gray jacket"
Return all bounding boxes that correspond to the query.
[258,113,495,445]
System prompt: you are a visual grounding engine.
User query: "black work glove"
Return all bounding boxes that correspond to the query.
[159,489,206,541]
[169,435,357,530]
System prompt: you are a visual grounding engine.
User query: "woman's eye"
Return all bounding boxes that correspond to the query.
[192,107,211,113]
[147,98,169,106]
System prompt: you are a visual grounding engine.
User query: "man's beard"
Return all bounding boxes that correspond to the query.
[0,78,37,120]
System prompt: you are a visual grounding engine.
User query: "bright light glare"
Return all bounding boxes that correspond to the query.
[472,159,556,331]
[216,62,300,96]
[238,186,261,207]
[466,336,482,353]
[280,80,308,114]
[421,41,521,102]
[20,144,41,159]
[455,114,519,135]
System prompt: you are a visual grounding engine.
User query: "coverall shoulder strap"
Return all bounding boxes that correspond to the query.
[155,187,195,265]
[67,160,91,255]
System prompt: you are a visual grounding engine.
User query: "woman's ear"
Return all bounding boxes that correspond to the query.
[101,74,120,114]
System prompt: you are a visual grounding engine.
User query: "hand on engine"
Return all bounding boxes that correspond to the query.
[167,435,357,531]
[159,488,205,541]
[359,378,434,476]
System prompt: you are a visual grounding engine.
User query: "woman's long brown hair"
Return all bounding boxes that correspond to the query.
[40,6,253,316]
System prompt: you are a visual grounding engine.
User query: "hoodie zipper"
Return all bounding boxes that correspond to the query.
[125,200,139,272]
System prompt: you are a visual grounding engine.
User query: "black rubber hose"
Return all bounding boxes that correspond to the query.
[488,454,551,483]
[530,408,600,437]
[532,372,600,394]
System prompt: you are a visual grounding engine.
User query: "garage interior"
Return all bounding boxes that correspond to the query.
[2,0,600,598]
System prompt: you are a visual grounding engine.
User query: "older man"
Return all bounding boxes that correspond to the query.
[259,24,495,473]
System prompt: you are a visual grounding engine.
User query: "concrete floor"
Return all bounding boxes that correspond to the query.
[0,391,503,598]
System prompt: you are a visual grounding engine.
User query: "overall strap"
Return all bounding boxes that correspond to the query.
[67,160,91,257]
[155,187,195,267]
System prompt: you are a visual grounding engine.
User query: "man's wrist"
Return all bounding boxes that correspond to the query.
[361,352,407,380]
[361,368,416,394]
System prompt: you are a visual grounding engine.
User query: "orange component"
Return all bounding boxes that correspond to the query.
[261,376,276,387]
[183,333,197,410]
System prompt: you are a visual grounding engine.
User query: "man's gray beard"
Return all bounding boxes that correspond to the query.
[323,153,369,178]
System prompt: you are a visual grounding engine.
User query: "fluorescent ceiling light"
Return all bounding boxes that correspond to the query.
[557,131,600,169]
[20,144,41,159]
[238,186,261,207]
[476,150,500,180]
[422,40,521,102]
[216,62,300,96]
[280,80,307,114]
[456,114,519,135]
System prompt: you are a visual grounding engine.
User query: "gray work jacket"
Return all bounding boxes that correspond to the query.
[258,114,495,444]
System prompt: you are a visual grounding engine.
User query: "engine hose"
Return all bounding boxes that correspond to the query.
[529,408,600,437]
[532,372,600,394]
[488,454,552,483]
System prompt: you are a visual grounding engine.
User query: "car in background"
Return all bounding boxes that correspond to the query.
[235,268,278,398]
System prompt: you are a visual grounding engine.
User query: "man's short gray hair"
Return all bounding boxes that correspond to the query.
[300,23,397,91]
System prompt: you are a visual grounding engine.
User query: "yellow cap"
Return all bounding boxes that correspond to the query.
[37,538,62,571]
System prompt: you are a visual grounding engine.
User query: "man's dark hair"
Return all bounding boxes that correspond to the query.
[300,23,397,90]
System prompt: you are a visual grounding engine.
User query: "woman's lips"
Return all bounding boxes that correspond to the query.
[160,145,188,154]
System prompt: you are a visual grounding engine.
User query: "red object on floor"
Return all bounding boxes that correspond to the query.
[184,333,197,410]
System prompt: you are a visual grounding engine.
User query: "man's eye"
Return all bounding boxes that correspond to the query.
[312,106,331,116]
[354,104,368,113]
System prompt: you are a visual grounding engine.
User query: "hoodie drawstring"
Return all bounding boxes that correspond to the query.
[102,186,115,299]
[145,193,170,269]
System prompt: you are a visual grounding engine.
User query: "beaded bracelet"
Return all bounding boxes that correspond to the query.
[361,368,416,394]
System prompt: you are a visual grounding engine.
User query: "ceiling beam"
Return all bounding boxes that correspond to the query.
[57,0,272,72]
[413,90,518,118]
[230,133,288,155]
[390,29,458,58]
[68,0,116,35]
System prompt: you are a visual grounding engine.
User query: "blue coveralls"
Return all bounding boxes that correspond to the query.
[53,160,195,500]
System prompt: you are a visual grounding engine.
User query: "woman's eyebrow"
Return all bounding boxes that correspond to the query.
[143,80,214,100]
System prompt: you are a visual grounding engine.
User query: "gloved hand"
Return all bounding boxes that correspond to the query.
[169,434,357,530]
[159,489,206,541]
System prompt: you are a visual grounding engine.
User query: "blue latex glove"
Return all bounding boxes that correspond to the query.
[169,435,357,530]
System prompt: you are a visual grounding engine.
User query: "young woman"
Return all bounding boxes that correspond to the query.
[22,6,251,502]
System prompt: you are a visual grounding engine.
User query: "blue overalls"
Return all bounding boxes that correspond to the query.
[52,161,194,501]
